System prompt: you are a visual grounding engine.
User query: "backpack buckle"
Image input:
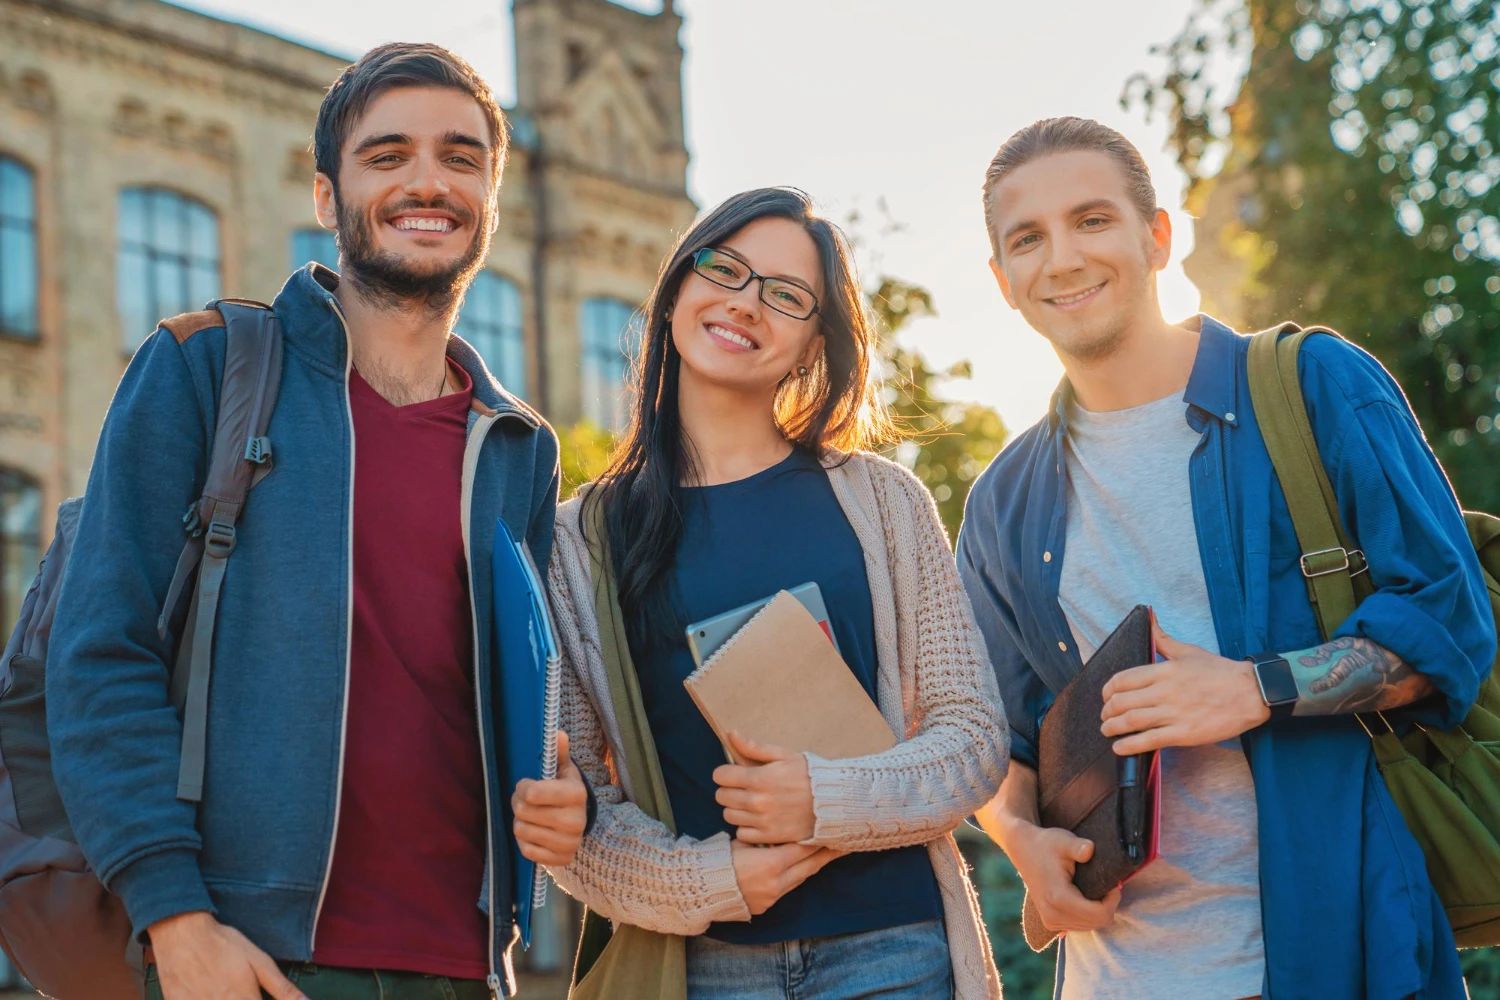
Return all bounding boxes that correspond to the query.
[244,436,272,464]
[203,520,237,556]
[1301,546,1363,578]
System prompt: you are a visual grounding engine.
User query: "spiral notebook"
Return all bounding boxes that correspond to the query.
[491,517,562,948]
[682,590,895,764]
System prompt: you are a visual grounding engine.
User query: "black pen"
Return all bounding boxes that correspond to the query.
[1118,754,1144,861]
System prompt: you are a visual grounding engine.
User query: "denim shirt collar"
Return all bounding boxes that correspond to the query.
[1044,314,1244,436]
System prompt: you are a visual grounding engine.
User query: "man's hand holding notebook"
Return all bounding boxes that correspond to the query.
[1021,605,1163,950]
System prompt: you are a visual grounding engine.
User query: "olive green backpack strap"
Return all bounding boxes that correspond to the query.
[1247,324,1373,640]
[1251,325,1500,947]
[568,494,687,1000]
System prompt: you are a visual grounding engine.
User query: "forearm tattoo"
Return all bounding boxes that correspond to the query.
[1287,636,1434,716]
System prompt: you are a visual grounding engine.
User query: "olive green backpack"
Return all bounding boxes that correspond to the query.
[1248,324,1500,948]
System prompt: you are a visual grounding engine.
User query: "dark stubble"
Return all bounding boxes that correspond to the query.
[335,195,491,314]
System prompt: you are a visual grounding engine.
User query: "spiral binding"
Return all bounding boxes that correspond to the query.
[683,595,780,690]
[533,646,562,911]
[517,538,564,913]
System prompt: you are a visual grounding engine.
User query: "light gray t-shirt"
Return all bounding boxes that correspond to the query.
[1056,390,1265,1000]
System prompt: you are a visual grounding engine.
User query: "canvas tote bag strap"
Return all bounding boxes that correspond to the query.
[569,493,687,1000]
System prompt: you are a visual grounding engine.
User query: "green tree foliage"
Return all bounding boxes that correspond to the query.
[1125,0,1500,510]
[867,277,1009,541]
[557,420,617,499]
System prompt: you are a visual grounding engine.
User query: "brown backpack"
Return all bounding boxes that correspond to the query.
[0,300,282,998]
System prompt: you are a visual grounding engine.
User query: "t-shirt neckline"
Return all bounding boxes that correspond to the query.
[350,359,473,416]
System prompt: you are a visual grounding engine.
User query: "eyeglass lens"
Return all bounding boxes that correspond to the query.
[692,248,817,320]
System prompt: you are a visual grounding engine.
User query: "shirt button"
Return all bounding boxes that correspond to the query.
[1043,551,1052,563]
[1224,411,1236,422]
[1058,640,1069,652]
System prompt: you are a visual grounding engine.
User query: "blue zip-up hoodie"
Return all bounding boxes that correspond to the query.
[47,264,560,995]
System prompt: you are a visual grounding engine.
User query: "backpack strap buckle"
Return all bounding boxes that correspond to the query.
[203,519,237,557]
[1301,546,1365,579]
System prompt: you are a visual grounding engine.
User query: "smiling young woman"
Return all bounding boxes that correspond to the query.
[541,187,1010,1000]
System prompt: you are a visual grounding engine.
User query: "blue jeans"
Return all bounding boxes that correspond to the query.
[686,919,953,1000]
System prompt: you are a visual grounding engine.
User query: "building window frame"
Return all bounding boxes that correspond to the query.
[116,187,222,354]
[579,296,640,431]
[0,156,39,341]
[456,270,527,397]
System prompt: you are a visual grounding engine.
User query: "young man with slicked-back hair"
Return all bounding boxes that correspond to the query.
[958,117,1493,999]
[48,43,590,1000]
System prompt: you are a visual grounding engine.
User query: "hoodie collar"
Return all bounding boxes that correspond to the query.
[272,263,543,429]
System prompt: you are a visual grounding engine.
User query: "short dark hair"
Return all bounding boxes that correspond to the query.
[982,117,1158,260]
[313,42,508,193]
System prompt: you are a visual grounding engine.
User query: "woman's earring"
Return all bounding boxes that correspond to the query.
[797,365,810,377]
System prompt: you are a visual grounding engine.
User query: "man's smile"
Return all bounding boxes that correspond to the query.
[387,210,461,235]
[1043,282,1106,310]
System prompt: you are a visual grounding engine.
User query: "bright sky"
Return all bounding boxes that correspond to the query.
[182,0,1209,433]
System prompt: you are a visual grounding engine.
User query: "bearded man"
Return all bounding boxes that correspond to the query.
[47,42,588,1000]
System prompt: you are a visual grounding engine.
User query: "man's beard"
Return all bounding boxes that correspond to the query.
[335,196,491,313]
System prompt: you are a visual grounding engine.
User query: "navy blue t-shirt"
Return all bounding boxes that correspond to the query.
[632,447,943,945]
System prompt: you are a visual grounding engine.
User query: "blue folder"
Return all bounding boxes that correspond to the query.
[491,516,561,948]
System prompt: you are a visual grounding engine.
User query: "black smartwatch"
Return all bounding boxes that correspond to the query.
[1247,651,1299,721]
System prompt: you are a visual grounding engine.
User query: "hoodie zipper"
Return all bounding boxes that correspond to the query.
[310,295,357,950]
[461,410,504,998]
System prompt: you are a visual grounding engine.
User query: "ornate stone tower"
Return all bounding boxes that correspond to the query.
[508,0,695,422]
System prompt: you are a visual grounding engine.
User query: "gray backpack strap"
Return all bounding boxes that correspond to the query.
[160,300,283,803]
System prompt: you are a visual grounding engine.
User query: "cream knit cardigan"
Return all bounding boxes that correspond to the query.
[545,451,1009,999]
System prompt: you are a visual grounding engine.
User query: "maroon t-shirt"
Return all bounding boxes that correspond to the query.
[313,362,490,979]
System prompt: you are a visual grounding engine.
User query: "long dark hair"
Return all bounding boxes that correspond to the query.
[585,186,890,652]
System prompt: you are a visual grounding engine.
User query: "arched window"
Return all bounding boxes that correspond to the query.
[456,271,526,396]
[290,227,338,272]
[116,188,221,353]
[0,468,41,634]
[580,297,639,430]
[0,157,38,338]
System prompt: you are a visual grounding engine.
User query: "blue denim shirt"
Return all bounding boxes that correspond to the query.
[957,316,1495,1000]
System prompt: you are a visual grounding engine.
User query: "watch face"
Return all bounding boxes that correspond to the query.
[1257,656,1299,706]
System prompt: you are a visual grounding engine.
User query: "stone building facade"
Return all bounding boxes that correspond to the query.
[0,0,696,634]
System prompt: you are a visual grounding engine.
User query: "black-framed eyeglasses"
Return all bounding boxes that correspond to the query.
[690,246,820,321]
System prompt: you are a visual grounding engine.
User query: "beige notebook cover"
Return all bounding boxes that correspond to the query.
[683,590,896,763]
